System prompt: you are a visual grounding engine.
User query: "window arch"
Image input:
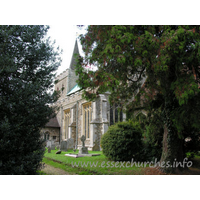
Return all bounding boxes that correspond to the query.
[44,131,50,141]
[109,103,123,126]
[82,102,92,138]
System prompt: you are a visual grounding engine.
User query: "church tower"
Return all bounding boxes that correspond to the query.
[55,40,79,100]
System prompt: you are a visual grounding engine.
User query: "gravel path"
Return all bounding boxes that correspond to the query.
[41,164,77,175]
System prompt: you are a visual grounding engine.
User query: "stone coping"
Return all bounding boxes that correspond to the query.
[65,153,101,158]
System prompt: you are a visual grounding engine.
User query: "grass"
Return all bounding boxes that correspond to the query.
[43,149,144,175]
[42,149,200,175]
[37,170,47,175]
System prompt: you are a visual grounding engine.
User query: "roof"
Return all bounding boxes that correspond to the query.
[67,84,81,96]
[45,117,60,128]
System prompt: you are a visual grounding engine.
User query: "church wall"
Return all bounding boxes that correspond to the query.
[55,69,69,100]
[55,89,111,150]
[54,86,126,151]
[40,127,60,142]
[77,98,90,147]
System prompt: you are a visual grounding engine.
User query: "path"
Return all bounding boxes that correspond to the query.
[41,164,77,175]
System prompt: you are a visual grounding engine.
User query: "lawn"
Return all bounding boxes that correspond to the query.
[42,149,200,175]
[43,149,145,175]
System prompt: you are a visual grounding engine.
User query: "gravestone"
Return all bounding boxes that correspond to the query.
[92,140,100,151]
[48,146,51,153]
[47,140,51,148]
[51,144,55,150]
[67,138,74,150]
[60,141,67,151]
[51,140,55,145]
[79,135,88,154]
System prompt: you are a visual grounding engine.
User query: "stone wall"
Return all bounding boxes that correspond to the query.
[55,69,69,100]
[92,123,102,151]
[40,127,60,142]
[55,89,110,150]
[53,88,127,151]
[71,125,76,148]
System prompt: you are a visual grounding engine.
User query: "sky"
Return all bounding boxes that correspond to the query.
[47,25,87,76]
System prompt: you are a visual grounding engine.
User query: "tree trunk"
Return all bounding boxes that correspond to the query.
[160,124,184,173]
[160,93,184,173]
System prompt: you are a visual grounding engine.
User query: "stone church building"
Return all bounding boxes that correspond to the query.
[42,40,126,151]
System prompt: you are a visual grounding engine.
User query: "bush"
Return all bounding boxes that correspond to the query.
[101,121,143,161]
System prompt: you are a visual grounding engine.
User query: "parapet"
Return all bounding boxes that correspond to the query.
[56,69,69,81]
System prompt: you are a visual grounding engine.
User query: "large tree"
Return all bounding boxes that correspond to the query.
[0,25,61,174]
[76,25,200,173]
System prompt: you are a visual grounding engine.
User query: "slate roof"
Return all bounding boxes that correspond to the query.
[45,117,60,128]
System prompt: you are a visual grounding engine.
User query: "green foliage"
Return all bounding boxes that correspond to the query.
[183,125,200,156]
[132,104,200,161]
[136,112,163,161]
[101,121,143,161]
[76,25,200,130]
[0,25,61,174]
[128,110,163,161]
[76,25,200,171]
[186,152,195,159]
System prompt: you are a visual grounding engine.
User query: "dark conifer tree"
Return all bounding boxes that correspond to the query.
[0,25,61,174]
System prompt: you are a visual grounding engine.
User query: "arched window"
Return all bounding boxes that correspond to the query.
[110,104,123,126]
[44,132,50,141]
[82,102,92,138]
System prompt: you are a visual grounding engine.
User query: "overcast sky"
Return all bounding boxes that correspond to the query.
[47,25,87,75]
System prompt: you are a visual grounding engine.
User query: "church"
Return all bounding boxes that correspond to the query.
[41,40,126,151]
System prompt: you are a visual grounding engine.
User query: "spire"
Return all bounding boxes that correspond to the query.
[69,40,79,70]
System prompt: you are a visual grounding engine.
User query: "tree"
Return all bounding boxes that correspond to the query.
[0,25,61,174]
[76,25,200,173]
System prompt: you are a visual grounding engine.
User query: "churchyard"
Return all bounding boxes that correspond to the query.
[41,149,200,175]
[42,149,147,175]
[42,125,200,175]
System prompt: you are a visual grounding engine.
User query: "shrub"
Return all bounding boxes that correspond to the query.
[101,121,143,161]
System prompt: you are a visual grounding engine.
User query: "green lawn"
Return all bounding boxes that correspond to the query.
[42,150,200,175]
[43,149,145,175]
